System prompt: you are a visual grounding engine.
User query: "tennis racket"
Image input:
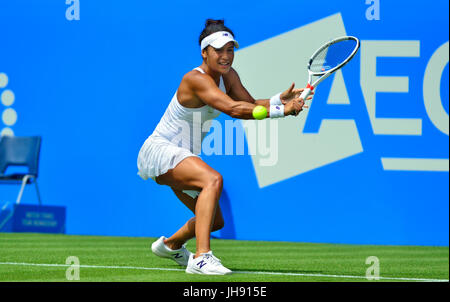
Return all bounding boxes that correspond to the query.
[299,36,360,105]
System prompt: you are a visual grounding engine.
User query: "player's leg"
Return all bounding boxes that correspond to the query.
[163,189,224,251]
[156,156,223,257]
[150,189,225,267]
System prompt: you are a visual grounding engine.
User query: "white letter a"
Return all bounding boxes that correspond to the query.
[66,0,80,21]
[365,0,380,20]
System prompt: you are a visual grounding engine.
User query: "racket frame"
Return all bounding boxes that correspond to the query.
[299,36,360,101]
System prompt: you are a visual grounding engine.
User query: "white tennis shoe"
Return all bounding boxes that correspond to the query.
[185,251,232,275]
[151,236,192,267]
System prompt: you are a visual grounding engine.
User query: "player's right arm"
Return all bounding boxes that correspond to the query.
[186,72,303,119]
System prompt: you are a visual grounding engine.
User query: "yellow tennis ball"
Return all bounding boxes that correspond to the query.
[252,105,267,120]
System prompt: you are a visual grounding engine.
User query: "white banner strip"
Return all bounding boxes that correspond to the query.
[381,158,449,172]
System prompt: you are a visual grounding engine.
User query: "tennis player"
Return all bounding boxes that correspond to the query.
[137,19,311,275]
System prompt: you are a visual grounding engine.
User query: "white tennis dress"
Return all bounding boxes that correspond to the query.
[137,67,224,198]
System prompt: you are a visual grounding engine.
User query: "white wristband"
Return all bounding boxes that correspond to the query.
[270,105,284,118]
[270,92,282,105]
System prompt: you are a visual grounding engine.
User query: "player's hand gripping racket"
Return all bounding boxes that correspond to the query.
[299,36,360,106]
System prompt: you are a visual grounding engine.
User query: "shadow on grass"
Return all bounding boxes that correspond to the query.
[151,263,323,275]
[229,268,324,275]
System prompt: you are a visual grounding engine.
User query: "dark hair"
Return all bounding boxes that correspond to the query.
[198,19,235,47]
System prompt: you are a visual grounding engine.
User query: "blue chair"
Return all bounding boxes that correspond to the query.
[0,136,42,205]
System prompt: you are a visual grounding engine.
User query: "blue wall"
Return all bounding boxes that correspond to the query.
[0,0,448,246]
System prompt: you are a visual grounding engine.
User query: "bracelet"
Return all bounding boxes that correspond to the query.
[270,105,284,118]
[270,92,282,105]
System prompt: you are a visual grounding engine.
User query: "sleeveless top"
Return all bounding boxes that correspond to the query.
[151,67,224,154]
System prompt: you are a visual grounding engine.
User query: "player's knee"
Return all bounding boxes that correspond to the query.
[205,172,223,192]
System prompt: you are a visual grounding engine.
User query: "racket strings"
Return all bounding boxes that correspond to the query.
[309,39,358,73]
[310,48,329,73]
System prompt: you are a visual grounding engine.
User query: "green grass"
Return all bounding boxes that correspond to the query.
[0,233,448,282]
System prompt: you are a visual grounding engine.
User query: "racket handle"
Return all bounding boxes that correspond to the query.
[300,87,312,101]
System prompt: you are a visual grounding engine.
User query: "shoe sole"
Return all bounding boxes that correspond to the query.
[151,244,170,259]
[151,241,190,267]
[151,241,169,258]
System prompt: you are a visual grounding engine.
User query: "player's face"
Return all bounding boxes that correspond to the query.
[204,42,235,74]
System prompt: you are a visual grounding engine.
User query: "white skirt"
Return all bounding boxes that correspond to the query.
[137,135,201,199]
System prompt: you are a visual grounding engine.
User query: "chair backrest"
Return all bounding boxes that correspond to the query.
[0,136,42,177]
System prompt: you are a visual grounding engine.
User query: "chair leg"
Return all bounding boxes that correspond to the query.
[16,175,31,205]
[35,180,42,206]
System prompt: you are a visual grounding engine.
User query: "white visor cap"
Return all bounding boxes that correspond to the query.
[200,31,239,51]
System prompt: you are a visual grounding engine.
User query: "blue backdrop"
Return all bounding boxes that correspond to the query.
[0,0,448,246]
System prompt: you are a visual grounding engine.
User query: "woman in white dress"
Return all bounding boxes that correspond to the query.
[137,19,311,275]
